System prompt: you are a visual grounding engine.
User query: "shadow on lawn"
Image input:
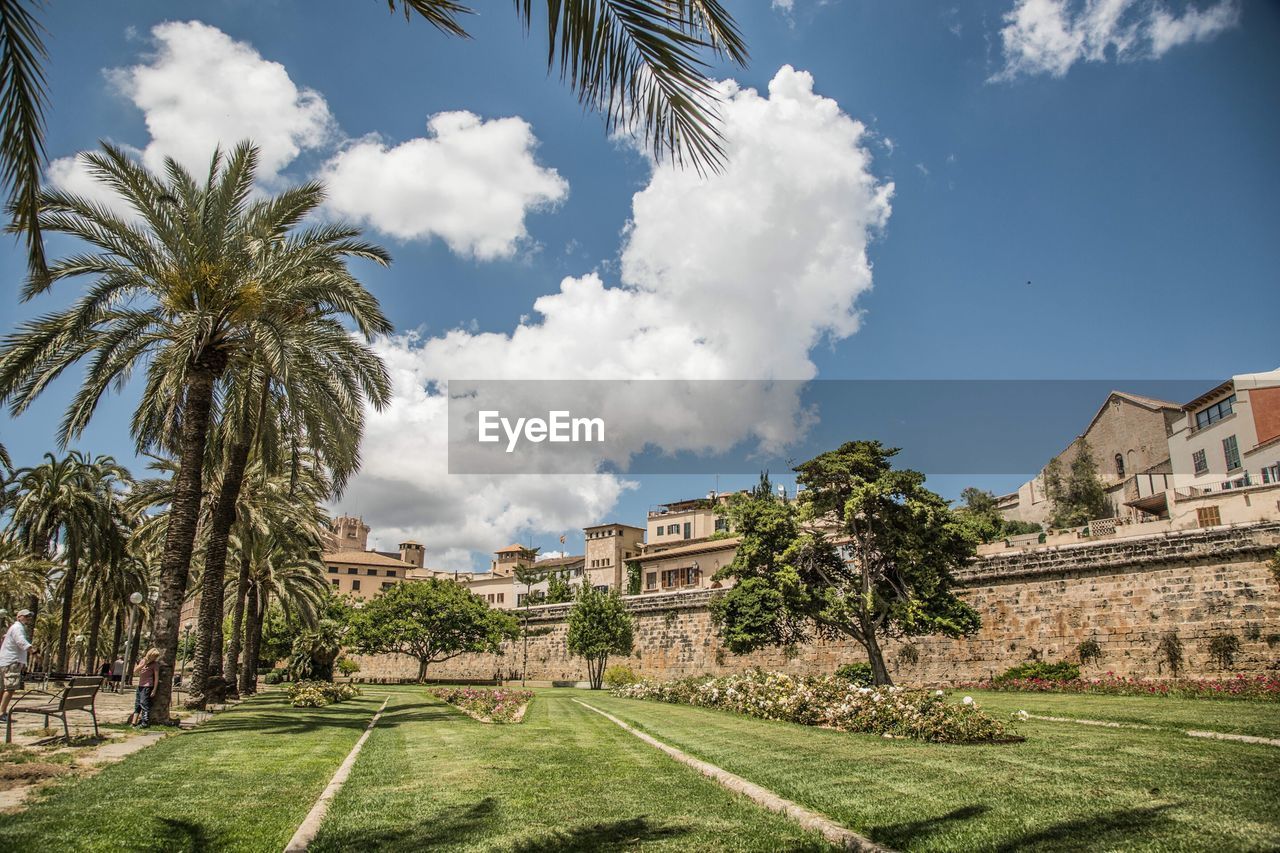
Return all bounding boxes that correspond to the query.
[312,796,499,850]
[992,803,1180,852]
[869,804,990,849]
[140,817,219,852]
[509,816,692,852]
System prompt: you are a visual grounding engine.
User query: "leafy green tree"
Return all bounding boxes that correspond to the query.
[545,570,574,604]
[625,559,642,596]
[712,441,980,686]
[954,487,1041,544]
[566,584,634,689]
[348,579,518,683]
[1045,440,1110,528]
[512,552,543,683]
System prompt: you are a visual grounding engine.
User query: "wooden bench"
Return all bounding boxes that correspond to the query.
[5,676,103,743]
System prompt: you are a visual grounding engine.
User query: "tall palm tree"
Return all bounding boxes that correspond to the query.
[0,3,746,284]
[185,224,391,708]
[8,451,128,672]
[0,536,49,612]
[0,143,389,721]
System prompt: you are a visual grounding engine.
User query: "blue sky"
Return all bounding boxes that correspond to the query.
[1,0,1276,568]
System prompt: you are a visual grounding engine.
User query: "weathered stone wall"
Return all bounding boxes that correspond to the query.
[353,523,1280,685]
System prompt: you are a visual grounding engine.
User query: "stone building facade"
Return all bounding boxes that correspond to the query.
[352,522,1280,685]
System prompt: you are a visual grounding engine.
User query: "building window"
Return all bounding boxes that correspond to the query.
[347,567,357,575]
[1263,464,1279,485]
[497,593,505,603]
[1192,449,1208,475]
[645,572,657,590]
[331,579,339,587]
[382,582,393,590]
[366,568,377,576]
[683,522,691,539]
[488,594,494,603]
[666,524,678,535]
[1222,435,1241,471]
[328,567,338,574]
[1114,453,1125,477]
[386,570,397,577]
[714,517,729,532]
[1195,394,1235,430]
[594,584,609,592]
[1196,506,1221,528]
[351,579,361,592]
[683,567,701,586]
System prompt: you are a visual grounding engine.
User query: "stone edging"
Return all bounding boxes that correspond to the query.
[283,696,390,852]
[1027,713,1280,747]
[574,699,890,852]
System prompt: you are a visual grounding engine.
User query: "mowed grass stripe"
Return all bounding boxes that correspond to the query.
[579,691,1280,852]
[0,691,380,852]
[308,687,832,851]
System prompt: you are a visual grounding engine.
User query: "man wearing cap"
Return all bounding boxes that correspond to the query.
[0,609,35,722]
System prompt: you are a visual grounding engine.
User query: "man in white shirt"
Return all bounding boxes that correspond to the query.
[0,609,35,722]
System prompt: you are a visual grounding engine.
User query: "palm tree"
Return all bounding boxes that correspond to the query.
[0,143,389,721]
[185,228,392,708]
[0,4,746,286]
[0,536,49,612]
[7,451,128,672]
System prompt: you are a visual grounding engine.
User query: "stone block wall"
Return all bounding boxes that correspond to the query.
[352,523,1280,685]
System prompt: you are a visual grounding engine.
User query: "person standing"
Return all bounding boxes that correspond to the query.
[0,610,35,722]
[131,648,160,728]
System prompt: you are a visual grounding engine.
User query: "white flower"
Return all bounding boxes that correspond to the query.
[962,696,974,705]
[934,689,944,697]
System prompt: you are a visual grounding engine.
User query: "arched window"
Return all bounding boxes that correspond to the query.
[1114,453,1125,477]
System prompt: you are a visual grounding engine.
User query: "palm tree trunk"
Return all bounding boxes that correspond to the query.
[110,607,124,664]
[56,549,80,672]
[85,596,103,675]
[224,552,251,696]
[188,434,253,708]
[124,609,143,685]
[247,588,270,694]
[150,358,223,724]
[239,585,260,695]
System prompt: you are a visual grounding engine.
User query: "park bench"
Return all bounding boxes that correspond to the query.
[4,676,103,743]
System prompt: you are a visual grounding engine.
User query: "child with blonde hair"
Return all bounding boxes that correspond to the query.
[130,648,161,728]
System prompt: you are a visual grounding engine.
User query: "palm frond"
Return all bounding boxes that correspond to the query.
[387,0,473,37]
[0,0,49,283]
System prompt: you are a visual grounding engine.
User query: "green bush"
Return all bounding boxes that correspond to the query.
[287,680,361,708]
[995,661,1080,682]
[603,664,639,688]
[262,669,284,685]
[835,662,874,686]
[1076,638,1103,667]
[336,658,360,676]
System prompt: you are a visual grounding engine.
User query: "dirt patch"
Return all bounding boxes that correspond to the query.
[0,761,72,791]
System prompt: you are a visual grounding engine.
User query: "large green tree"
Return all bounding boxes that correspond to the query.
[1043,440,1110,528]
[712,441,980,686]
[566,583,633,689]
[0,143,388,722]
[347,579,518,683]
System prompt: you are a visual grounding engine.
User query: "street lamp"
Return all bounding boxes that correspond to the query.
[121,591,143,687]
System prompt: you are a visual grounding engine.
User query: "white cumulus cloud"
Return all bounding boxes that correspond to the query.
[320,112,568,260]
[341,66,894,570]
[992,0,1239,80]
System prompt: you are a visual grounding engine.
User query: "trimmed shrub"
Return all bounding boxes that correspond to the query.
[603,664,639,688]
[262,669,285,685]
[1076,638,1103,667]
[835,662,874,686]
[995,661,1080,682]
[287,680,361,707]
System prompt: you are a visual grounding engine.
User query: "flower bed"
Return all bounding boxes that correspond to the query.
[962,673,1280,702]
[288,680,362,708]
[430,687,534,723]
[612,671,1015,743]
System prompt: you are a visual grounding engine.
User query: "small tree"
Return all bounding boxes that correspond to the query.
[1046,440,1111,528]
[566,585,634,689]
[545,570,574,604]
[625,560,643,596]
[287,619,344,682]
[513,559,543,684]
[954,487,1043,544]
[347,580,517,682]
[1156,631,1184,678]
[712,441,980,686]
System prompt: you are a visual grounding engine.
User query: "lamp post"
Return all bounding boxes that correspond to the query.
[122,591,143,687]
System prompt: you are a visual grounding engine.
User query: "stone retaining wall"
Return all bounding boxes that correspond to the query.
[352,523,1280,685]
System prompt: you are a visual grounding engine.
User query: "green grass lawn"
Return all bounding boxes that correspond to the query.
[308,687,828,851]
[0,690,381,852]
[577,689,1280,852]
[958,689,1280,738]
[0,684,1276,851]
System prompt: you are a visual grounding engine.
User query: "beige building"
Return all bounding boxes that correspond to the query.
[999,391,1183,525]
[636,537,739,594]
[1168,368,1280,496]
[645,495,734,547]
[323,546,419,601]
[584,523,644,590]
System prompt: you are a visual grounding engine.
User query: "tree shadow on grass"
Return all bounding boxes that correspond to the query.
[139,817,220,853]
[510,816,692,852]
[869,804,990,849]
[992,803,1180,852]
[311,796,498,851]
